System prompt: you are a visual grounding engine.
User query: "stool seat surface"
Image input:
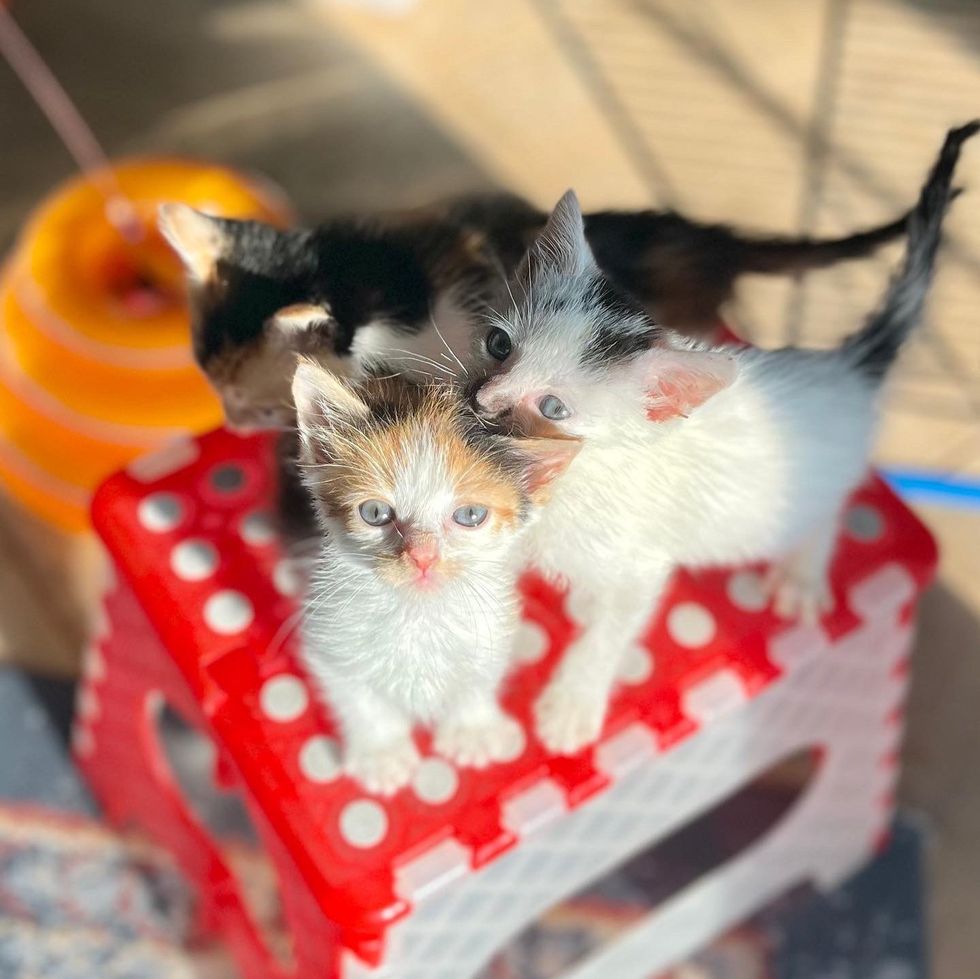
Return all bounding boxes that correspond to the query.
[90,426,937,938]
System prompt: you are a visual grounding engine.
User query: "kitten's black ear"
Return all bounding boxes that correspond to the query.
[158,203,233,282]
[268,304,335,352]
[292,359,369,442]
[516,189,595,290]
[512,435,582,504]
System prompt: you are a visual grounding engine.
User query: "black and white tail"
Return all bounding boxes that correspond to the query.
[843,121,978,380]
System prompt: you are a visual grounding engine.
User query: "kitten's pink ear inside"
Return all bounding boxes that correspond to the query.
[514,436,582,504]
[157,203,229,281]
[292,360,369,442]
[642,348,737,421]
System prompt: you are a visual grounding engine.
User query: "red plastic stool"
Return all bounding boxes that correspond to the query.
[74,426,936,979]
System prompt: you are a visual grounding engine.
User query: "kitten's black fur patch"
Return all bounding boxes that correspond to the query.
[197,191,910,372]
[194,220,316,365]
[308,222,436,353]
[583,207,909,331]
[582,274,662,366]
[842,121,978,380]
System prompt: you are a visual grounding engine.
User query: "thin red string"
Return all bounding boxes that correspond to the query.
[0,4,143,242]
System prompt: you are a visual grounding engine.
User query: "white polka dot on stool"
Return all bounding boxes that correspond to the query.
[340,799,388,848]
[241,511,276,546]
[72,725,94,758]
[514,620,549,663]
[846,504,884,542]
[204,591,254,635]
[726,571,768,612]
[210,464,246,493]
[618,645,653,684]
[273,560,303,597]
[84,645,105,681]
[412,758,459,804]
[76,686,99,719]
[667,602,716,647]
[259,675,309,722]
[137,493,183,532]
[299,736,341,783]
[171,540,218,581]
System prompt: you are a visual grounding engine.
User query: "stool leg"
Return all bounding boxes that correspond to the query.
[74,575,301,979]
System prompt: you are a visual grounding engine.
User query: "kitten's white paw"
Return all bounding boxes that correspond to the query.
[435,712,524,768]
[534,682,606,755]
[344,739,420,796]
[764,565,834,626]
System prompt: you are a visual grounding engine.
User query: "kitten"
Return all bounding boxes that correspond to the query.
[159,191,908,431]
[471,122,977,756]
[292,362,579,794]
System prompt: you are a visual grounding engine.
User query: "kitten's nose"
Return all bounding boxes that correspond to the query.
[406,541,439,574]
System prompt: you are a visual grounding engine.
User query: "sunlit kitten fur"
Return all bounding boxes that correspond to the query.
[293,362,578,794]
[472,123,976,757]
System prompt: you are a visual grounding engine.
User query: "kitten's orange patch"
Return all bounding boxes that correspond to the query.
[304,381,523,532]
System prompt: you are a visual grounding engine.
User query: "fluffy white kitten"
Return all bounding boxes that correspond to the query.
[292,362,578,793]
[471,122,977,756]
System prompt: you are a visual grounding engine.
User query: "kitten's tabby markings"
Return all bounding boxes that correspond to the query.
[293,365,578,794]
[472,122,977,756]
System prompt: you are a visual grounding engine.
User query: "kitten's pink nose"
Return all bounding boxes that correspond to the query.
[406,541,439,574]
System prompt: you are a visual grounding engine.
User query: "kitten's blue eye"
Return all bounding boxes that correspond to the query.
[359,499,394,526]
[538,395,571,420]
[453,504,489,528]
[485,327,512,362]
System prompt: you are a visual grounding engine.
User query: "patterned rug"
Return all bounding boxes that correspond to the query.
[0,800,927,979]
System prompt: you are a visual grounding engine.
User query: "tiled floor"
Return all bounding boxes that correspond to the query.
[0,0,977,975]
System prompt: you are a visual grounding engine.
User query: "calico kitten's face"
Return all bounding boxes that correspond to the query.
[472,191,738,438]
[293,364,578,591]
[159,204,335,432]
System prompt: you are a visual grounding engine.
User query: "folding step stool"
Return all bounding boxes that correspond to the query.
[74,427,936,979]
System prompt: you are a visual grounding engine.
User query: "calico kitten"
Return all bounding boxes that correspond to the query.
[472,122,977,756]
[292,362,578,794]
[159,191,908,431]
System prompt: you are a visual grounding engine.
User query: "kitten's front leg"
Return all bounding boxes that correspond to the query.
[434,689,525,769]
[323,677,420,796]
[535,566,672,755]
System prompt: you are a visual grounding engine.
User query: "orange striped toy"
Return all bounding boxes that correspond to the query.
[0,158,291,531]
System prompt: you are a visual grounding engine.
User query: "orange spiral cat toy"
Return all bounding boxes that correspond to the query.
[0,7,292,531]
[0,160,291,531]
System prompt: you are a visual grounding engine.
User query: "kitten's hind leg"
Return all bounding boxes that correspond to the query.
[764,517,840,625]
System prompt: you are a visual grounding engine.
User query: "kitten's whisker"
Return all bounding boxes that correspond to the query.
[385,348,457,377]
[429,317,468,376]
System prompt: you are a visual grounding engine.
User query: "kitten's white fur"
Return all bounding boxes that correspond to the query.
[301,547,524,794]
[292,365,559,794]
[475,159,959,754]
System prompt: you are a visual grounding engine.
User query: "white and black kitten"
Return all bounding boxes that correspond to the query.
[472,122,976,755]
